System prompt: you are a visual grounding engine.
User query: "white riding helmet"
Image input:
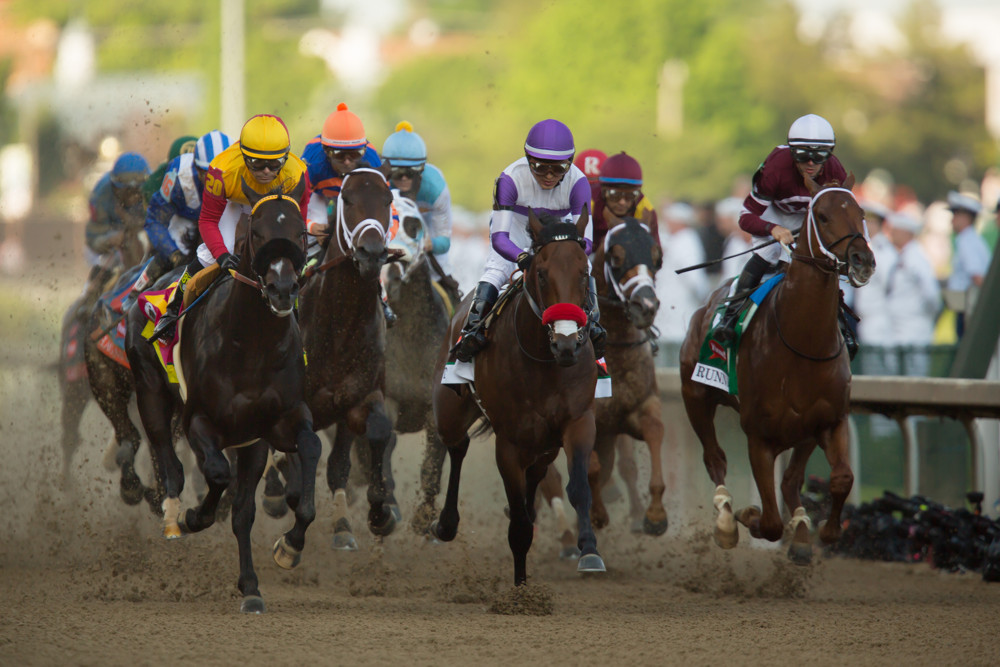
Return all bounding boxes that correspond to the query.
[787,114,835,148]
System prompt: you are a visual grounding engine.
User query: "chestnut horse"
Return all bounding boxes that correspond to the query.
[297,168,397,550]
[679,175,875,563]
[126,179,321,613]
[431,210,604,585]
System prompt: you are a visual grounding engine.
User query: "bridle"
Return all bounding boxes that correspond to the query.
[229,192,306,306]
[333,167,392,258]
[802,186,870,287]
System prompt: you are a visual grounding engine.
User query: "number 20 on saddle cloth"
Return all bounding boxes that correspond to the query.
[691,274,784,395]
[135,283,183,383]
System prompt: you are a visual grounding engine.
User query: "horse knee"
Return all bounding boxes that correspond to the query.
[829,467,853,496]
[203,456,231,487]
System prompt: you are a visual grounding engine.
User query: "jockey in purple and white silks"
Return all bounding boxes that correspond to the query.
[453,118,606,362]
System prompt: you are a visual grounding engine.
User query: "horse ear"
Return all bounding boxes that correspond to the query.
[241,178,262,207]
[650,244,663,271]
[576,203,590,239]
[289,174,307,204]
[843,172,856,191]
[528,208,543,240]
[803,173,820,196]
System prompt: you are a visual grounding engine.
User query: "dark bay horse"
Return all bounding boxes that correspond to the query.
[59,207,147,482]
[297,167,397,550]
[432,210,604,585]
[126,178,321,613]
[679,175,875,563]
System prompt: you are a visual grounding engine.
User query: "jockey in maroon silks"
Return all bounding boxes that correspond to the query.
[590,151,659,249]
[712,113,859,358]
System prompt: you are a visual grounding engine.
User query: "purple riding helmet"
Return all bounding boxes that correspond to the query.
[524,119,575,161]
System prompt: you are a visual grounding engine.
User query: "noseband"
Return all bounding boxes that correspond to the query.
[602,222,657,304]
[334,168,392,257]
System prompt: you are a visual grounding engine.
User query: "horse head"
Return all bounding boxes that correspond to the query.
[382,191,427,290]
[335,168,394,281]
[525,207,591,367]
[802,173,876,287]
[602,215,662,330]
[239,177,308,317]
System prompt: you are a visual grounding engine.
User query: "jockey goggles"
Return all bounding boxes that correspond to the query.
[528,159,571,177]
[790,146,831,164]
[244,155,287,172]
[388,164,424,180]
[603,187,642,203]
[324,146,365,162]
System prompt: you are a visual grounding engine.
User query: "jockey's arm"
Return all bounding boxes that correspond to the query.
[145,179,181,259]
[568,177,594,255]
[428,185,453,255]
[197,167,230,260]
[305,190,329,237]
[86,199,123,255]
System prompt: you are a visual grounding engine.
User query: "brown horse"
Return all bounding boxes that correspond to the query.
[126,178,321,613]
[297,167,397,550]
[431,209,604,585]
[679,175,875,563]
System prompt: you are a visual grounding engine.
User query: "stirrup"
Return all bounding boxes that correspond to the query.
[453,328,487,362]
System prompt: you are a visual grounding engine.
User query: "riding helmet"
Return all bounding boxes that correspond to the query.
[599,152,643,186]
[524,119,575,161]
[574,148,607,182]
[381,121,427,167]
[239,114,290,160]
[195,130,234,170]
[787,114,835,148]
[110,152,150,188]
[321,103,367,150]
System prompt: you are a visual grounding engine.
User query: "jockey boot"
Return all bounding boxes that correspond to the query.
[453,281,499,362]
[148,259,200,343]
[838,291,860,361]
[587,275,607,360]
[713,253,771,345]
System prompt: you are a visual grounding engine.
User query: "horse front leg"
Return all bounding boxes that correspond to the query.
[496,437,532,586]
[538,465,579,560]
[327,422,359,551]
[565,411,605,574]
[261,449,288,519]
[133,370,183,537]
[361,400,397,537]
[590,438,613,530]
[180,413,229,534]
[744,436,782,541]
[781,441,818,565]
[273,420,322,570]
[614,435,644,532]
[636,397,668,536]
[683,385,737,546]
[818,418,854,545]
[59,377,90,486]
[232,441,269,614]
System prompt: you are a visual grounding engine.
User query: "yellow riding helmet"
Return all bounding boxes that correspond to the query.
[239,114,290,160]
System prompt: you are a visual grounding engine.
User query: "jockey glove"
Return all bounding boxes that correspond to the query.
[218,252,240,272]
[169,250,185,267]
[517,251,533,272]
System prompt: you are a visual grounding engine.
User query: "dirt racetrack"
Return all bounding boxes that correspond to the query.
[2,271,999,667]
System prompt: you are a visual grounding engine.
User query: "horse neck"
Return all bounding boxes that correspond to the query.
[219,280,295,350]
[775,254,841,335]
[318,256,380,322]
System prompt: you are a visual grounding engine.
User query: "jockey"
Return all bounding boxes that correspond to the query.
[381,120,461,301]
[149,114,311,342]
[453,118,603,362]
[138,130,233,297]
[592,151,659,248]
[142,135,197,206]
[712,113,857,357]
[299,103,397,326]
[78,151,150,318]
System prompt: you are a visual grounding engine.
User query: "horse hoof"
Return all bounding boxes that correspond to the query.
[163,523,182,540]
[577,553,606,573]
[787,542,813,566]
[643,516,669,537]
[331,531,359,552]
[430,519,458,543]
[559,545,582,561]
[119,482,144,506]
[240,596,266,614]
[262,494,288,519]
[369,509,396,538]
[272,536,302,570]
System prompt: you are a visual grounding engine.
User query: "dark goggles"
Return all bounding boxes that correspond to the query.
[324,147,365,162]
[603,187,642,203]
[244,155,287,172]
[528,159,571,177]
[389,165,424,180]
[790,146,832,164]
[111,176,145,190]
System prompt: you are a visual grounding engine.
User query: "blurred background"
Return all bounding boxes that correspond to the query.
[1,0,999,509]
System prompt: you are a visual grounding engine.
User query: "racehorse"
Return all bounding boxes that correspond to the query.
[126,178,321,613]
[678,175,875,563]
[59,207,147,482]
[379,195,451,534]
[297,168,398,550]
[431,209,605,585]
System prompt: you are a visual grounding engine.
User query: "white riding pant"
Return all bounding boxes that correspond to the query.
[751,205,802,265]
[196,201,247,268]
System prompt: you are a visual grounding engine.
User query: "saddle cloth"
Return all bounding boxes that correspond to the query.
[692,273,784,395]
[442,356,612,399]
[137,282,183,384]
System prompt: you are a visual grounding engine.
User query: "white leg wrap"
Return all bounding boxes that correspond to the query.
[787,506,812,533]
[332,488,349,522]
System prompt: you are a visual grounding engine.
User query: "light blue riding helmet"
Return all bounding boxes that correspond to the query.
[194,130,234,170]
[381,121,427,168]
